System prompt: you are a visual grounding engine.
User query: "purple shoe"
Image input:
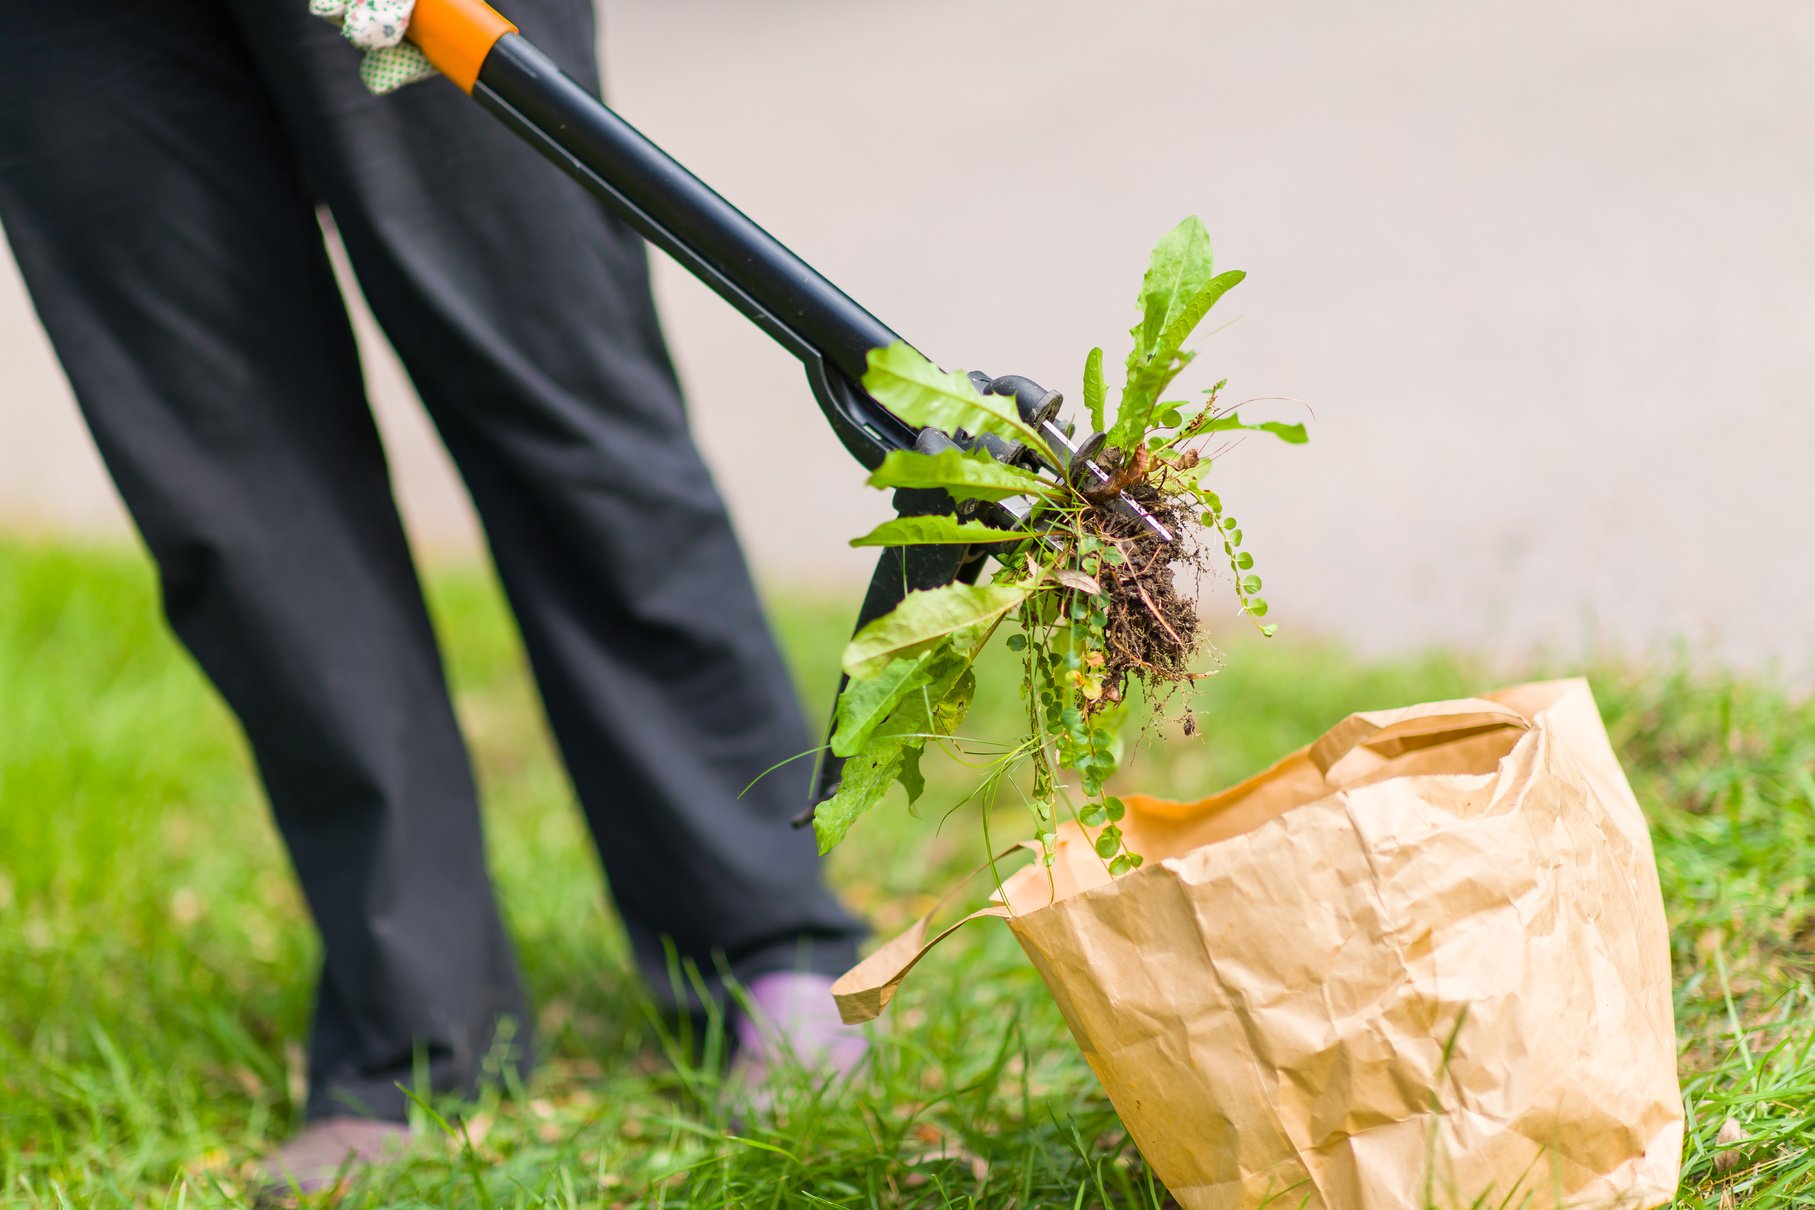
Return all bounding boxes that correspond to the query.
[728,971,870,1104]
[254,1116,411,1203]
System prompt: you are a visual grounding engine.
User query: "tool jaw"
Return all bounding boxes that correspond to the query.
[953,372,1175,548]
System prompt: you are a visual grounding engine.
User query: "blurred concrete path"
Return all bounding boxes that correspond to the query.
[3,0,1811,676]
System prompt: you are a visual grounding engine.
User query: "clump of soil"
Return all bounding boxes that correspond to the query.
[1078,458,1209,711]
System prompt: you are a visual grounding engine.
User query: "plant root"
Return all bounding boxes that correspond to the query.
[1075,464,1209,713]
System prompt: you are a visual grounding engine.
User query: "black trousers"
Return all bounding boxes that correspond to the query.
[0,0,861,1122]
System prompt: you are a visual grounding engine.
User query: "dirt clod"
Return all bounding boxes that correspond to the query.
[1078,460,1209,712]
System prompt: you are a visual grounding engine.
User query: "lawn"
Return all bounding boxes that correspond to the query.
[1,539,1811,1207]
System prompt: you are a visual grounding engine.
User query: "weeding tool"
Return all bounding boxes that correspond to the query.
[403,0,1171,819]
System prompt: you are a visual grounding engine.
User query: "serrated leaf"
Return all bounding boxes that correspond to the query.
[1052,567,1104,596]
[1153,270,1243,371]
[849,516,1020,548]
[842,582,1036,679]
[1113,277,1243,444]
[1082,346,1107,434]
[865,447,1058,502]
[862,343,1046,451]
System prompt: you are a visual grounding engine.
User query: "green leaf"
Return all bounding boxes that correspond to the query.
[1079,802,1108,828]
[1082,346,1107,434]
[1240,574,1263,594]
[896,744,926,804]
[1235,551,1254,570]
[1094,826,1123,859]
[1246,598,1269,617]
[1112,270,1242,446]
[1200,414,1308,444]
[842,581,1035,679]
[830,647,940,757]
[813,744,903,854]
[1103,795,1126,822]
[862,343,1046,451]
[1259,623,1279,638]
[836,626,986,757]
[849,516,1020,548]
[931,667,977,735]
[865,447,1058,503]
[1130,216,1216,364]
[1112,216,1244,448]
[1153,271,1243,369]
[817,637,983,851]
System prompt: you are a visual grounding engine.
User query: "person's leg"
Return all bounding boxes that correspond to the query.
[0,0,528,1121]
[228,0,864,1004]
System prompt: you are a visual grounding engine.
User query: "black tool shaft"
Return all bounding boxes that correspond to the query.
[472,36,899,386]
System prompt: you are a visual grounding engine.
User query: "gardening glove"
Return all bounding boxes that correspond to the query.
[309,0,438,95]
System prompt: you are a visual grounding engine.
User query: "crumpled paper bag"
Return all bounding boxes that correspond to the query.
[835,679,1682,1208]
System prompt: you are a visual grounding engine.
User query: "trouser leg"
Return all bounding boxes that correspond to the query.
[227,0,865,1002]
[0,1,529,1120]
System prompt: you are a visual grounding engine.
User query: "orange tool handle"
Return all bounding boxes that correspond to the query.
[408,0,518,94]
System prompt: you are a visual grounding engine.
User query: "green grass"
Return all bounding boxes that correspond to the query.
[0,538,1811,1207]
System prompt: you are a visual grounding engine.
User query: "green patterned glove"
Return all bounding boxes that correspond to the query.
[309,0,438,94]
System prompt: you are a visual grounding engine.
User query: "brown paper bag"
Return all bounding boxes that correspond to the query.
[835,679,1682,1208]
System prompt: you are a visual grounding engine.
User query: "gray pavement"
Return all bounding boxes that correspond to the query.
[2,0,1811,677]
